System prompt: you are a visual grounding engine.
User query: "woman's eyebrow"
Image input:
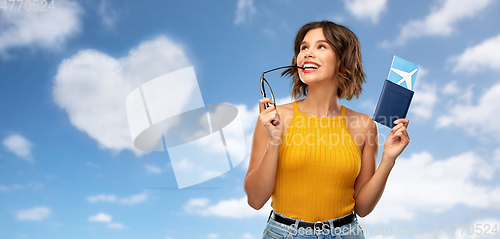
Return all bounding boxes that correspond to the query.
[301,40,328,45]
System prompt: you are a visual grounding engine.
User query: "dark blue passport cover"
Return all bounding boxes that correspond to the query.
[373,79,414,128]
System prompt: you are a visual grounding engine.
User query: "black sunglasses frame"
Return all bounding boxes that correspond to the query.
[260,65,304,110]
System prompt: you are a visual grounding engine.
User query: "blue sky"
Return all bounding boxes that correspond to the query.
[1,0,500,238]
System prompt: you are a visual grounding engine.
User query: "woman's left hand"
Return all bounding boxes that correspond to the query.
[383,118,410,162]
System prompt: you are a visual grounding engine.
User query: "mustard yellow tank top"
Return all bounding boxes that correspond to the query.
[271,101,362,222]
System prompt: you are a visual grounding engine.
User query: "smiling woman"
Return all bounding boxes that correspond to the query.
[243,21,410,239]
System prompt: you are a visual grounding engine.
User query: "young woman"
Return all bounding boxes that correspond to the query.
[243,21,410,239]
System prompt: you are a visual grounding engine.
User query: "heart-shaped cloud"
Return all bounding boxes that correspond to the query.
[53,36,191,155]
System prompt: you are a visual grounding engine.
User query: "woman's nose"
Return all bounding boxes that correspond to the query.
[303,49,314,58]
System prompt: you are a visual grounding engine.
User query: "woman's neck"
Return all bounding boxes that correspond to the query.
[301,81,341,117]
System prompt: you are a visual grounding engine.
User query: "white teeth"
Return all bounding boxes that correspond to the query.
[303,63,319,69]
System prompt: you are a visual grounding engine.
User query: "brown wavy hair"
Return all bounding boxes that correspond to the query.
[282,21,366,101]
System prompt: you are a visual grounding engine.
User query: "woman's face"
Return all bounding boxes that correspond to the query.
[296,28,339,85]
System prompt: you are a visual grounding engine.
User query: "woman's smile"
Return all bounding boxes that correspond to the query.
[302,61,320,73]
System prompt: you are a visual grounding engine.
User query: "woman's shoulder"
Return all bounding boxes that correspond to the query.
[276,102,295,128]
[275,102,295,118]
[344,106,376,130]
[276,101,294,112]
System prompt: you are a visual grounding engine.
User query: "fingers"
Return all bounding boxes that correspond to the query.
[390,122,404,134]
[391,118,410,143]
[259,98,275,113]
[263,111,280,126]
[391,124,410,144]
[403,130,410,143]
[394,118,410,128]
[258,98,280,126]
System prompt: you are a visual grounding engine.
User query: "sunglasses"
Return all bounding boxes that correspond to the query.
[260,65,305,110]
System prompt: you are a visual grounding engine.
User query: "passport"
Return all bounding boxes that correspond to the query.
[373,56,418,128]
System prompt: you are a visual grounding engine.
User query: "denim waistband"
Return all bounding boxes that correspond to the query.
[267,210,357,234]
[267,210,356,225]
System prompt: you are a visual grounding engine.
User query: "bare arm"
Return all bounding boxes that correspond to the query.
[354,118,410,217]
[243,98,283,210]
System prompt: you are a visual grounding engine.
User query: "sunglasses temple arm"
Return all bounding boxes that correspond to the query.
[262,65,304,75]
[261,65,303,111]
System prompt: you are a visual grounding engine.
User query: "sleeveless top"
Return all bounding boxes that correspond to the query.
[270,101,362,222]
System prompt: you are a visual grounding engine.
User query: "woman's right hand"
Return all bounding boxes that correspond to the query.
[258,98,283,145]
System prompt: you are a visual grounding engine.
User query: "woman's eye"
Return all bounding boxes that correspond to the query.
[300,46,308,51]
[318,45,327,49]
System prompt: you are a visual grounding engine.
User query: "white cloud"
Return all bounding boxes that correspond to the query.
[442,81,474,104]
[184,196,272,218]
[495,148,500,166]
[344,0,388,23]
[0,0,82,55]
[437,82,500,142]
[88,212,127,229]
[383,0,493,46]
[97,0,118,27]
[108,222,126,229]
[145,164,162,175]
[87,194,117,203]
[86,192,147,205]
[410,69,437,120]
[451,33,500,73]
[86,161,101,168]
[234,0,256,25]
[236,103,259,133]
[241,233,256,239]
[2,134,34,162]
[88,212,112,223]
[53,36,190,156]
[365,151,500,223]
[119,192,147,205]
[16,207,51,221]
[207,233,219,239]
[442,80,461,95]
[0,182,43,192]
[184,198,210,210]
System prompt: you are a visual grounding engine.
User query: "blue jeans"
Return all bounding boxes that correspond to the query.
[262,211,365,239]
